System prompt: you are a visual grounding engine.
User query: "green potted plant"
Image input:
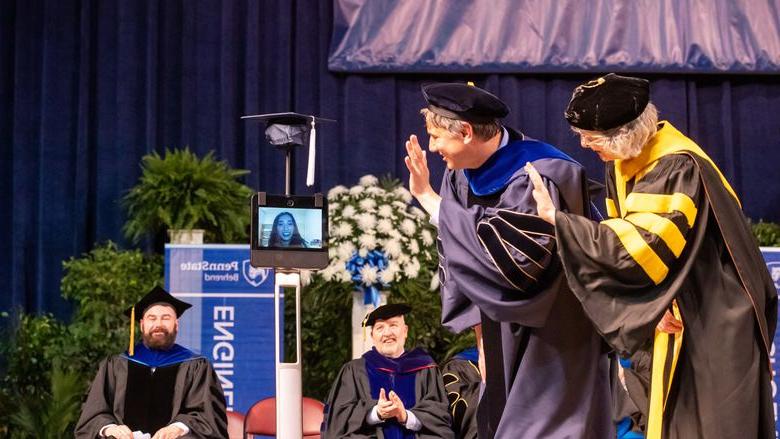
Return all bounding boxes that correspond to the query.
[751,220,780,247]
[122,148,254,244]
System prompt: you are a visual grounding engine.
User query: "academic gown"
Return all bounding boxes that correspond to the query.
[440,348,480,439]
[437,128,613,439]
[74,343,228,439]
[612,353,647,438]
[554,121,777,439]
[322,348,453,439]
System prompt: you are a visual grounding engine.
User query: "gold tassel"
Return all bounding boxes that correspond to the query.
[129,306,135,356]
[362,313,369,342]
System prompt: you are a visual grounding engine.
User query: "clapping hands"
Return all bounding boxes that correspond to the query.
[376,388,408,424]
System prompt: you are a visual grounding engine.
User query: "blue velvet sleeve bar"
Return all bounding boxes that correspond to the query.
[437,168,565,331]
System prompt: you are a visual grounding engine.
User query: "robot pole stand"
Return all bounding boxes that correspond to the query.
[285,148,292,196]
[277,146,301,437]
[274,271,303,438]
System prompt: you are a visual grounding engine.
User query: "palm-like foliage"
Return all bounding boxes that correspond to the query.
[5,366,83,439]
[123,148,253,243]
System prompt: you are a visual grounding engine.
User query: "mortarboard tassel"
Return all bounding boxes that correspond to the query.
[129,306,135,356]
[306,119,316,187]
[362,312,369,342]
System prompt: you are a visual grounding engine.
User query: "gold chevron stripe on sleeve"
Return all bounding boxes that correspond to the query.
[605,198,618,218]
[625,192,697,227]
[602,218,669,284]
[625,212,686,257]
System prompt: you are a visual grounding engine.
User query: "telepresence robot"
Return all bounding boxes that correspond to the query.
[243,112,333,438]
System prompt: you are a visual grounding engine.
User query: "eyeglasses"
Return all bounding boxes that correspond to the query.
[578,132,612,148]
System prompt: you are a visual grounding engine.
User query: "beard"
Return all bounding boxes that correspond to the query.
[142,326,178,350]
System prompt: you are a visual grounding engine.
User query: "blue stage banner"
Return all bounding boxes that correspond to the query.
[762,247,780,436]
[165,244,279,414]
[329,0,780,74]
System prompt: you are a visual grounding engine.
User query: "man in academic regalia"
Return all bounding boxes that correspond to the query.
[527,73,777,439]
[322,303,453,439]
[440,347,480,439]
[404,82,612,438]
[75,286,228,439]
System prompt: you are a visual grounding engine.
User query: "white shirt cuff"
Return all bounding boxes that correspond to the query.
[429,208,439,227]
[367,406,421,431]
[99,424,117,437]
[404,410,422,431]
[170,421,189,434]
[416,192,440,228]
[367,406,383,425]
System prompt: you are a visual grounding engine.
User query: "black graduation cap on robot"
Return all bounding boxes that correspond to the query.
[241,112,336,187]
[123,286,192,356]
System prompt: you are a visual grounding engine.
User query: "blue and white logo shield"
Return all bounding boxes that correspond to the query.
[768,261,780,291]
[242,260,270,287]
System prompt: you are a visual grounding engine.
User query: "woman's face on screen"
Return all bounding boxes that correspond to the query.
[276,214,295,242]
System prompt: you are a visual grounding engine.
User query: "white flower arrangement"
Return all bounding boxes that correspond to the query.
[316,175,437,304]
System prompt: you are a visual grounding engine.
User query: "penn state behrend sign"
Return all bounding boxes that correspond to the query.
[763,248,780,438]
[165,244,279,414]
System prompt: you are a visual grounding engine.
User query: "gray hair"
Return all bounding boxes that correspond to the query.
[420,108,501,141]
[573,102,659,159]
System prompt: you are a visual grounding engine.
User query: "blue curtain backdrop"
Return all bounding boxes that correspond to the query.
[2,0,779,318]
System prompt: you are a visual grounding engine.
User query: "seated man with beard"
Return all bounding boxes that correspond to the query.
[75,286,227,439]
[322,303,453,439]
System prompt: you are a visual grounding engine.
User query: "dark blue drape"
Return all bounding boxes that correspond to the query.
[2,0,779,318]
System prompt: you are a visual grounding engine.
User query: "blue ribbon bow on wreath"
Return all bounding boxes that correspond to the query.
[346,250,389,307]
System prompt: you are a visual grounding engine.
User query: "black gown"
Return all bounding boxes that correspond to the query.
[440,350,480,439]
[322,352,453,439]
[555,121,777,439]
[75,344,227,438]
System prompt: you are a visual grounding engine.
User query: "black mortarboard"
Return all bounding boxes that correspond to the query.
[422,82,509,123]
[364,303,412,327]
[124,286,191,356]
[241,112,336,186]
[564,73,650,131]
[124,286,192,320]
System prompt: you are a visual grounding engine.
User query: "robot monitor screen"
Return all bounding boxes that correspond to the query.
[250,193,328,269]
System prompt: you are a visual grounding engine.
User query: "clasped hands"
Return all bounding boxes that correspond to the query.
[376,388,408,424]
